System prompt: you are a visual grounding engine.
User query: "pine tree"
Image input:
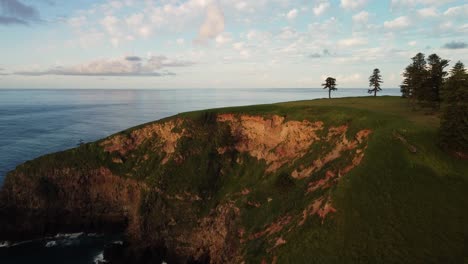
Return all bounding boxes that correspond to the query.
[426,54,449,109]
[400,65,412,98]
[322,77,337,99]
[400,53,428,108]
[439,61,468,158]
[368,68,383,97]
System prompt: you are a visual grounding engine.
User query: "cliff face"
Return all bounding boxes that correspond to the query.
[1,98,468,263]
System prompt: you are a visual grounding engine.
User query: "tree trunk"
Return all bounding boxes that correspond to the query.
[374,89,377,97]
[329,89,331,99]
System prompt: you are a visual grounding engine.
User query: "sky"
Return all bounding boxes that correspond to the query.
[0,0,467,89]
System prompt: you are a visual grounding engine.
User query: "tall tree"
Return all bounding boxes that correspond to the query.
[322,77,337,99]
[439,61,468,158]
[400,65,412,98]
[368,68,383,97]
[400,53,428,108]
[426,54,449,109]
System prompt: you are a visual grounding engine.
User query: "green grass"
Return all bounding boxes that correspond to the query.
[5,96,468,263]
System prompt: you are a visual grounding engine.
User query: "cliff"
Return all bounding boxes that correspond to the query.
[1,97,467,263]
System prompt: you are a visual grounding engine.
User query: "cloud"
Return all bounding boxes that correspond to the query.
[313,2,330,16]
[215,32,233,46]
[442,41,467,49]
[0,67,8,76]
[352,11,369,23]
[125,56,142,61]
[286,9,298,20]
[309,49,332,59]
[417,7,438,17]
[0,0,40,25]
[198,4,225,39]
[15,56,194,77]
[444,4,468,17]
[391,0,455,9]
[340,0,368,10]
[338,37,368,47]
[384,16,411,29]
[309,53,322,58]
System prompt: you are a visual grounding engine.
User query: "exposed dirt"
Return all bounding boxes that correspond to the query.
[299,196,337,226]
[393,130,417,153]
[292,126,372,179]
[249,215,293,240]
[218,114,324,172]
[101,119,186,164]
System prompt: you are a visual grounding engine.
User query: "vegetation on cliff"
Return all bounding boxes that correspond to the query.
[1,96,467,263]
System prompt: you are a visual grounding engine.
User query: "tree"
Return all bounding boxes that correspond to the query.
[400,53,428,108]
[322,77,337,99]
[426,54,449,109]
[439,61,468,158]
[368,68,383,97]
[400,65,412,98]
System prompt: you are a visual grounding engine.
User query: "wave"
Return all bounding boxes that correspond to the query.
[0,241,11,248]
[1,232,107,248]
[93,251,107,264]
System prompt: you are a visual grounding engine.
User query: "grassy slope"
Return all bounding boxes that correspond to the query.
[274,97,468,263]
[7,96,468,263]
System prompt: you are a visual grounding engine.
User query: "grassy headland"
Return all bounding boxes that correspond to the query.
[1,96,467,263]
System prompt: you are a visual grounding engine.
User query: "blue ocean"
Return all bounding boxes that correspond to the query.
[0,88,399,263]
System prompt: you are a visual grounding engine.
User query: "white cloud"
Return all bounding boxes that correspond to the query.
[408,41,417,46]
[417,7,438,17]
[176,38,185,45]
[384,16,411,29]
[340,0,368,10]
[444,4,468,17]
[352,11,369,23]
[313,2,330,16]
[391,0,455,9]
[15,55,195,77]
[338,37,368,47]
[233,42,245,50]
[199,4,225,39]
[215,32,233,46]
[100,15,119,35]
[286,9,298,20]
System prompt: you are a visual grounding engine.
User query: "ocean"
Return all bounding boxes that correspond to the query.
[0,88,399,263]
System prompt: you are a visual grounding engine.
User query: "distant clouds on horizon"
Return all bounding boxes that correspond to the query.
[0,0,467,89]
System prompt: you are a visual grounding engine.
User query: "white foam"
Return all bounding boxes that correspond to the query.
[93,251,107,264]
[0,241,10,248]
[9,239,35,247]
[54,232,84,239]
[45,241,57,248]
[112,240,123,245]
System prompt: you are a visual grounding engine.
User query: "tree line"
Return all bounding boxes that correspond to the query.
[400,53,467,157]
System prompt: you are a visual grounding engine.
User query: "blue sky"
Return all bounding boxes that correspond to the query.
[0,0,467,89]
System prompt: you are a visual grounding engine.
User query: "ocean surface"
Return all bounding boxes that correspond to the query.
[0,88,399,263]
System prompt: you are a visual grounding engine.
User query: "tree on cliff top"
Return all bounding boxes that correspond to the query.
[322,77,337,99]
[400,53,428,108]
[439,61,468,158]
[368,68,383,97]
[426,54,449,109]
